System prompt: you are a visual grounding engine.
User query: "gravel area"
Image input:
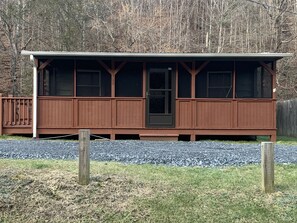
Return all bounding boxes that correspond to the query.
[0,140,296,167]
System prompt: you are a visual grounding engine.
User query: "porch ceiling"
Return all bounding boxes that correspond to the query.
[21,50,292,61]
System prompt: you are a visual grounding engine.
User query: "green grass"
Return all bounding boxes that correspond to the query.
[0,159,296,223]
[275,136,297,145]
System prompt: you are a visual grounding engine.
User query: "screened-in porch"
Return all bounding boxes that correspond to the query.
[1,51,289,141]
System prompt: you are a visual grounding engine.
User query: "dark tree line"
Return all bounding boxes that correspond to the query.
[0,0,296,99]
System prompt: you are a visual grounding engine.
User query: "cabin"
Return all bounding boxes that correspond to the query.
[0,51,292,141]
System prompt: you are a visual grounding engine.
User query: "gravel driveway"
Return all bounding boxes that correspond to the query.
[0,140,296,167]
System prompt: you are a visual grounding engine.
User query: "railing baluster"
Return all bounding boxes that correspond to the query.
[28,99,31,125]
[20,99,23,125]
[17,99,19,125]
[13,99,16,125]
[3,99,7,126]
[9,99,12,126]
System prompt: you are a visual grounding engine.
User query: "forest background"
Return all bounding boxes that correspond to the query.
[0,0,296,99]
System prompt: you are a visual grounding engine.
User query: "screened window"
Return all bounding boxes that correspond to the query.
[236,61,272,98]
[76,70,101,96]
[39,60,74,96]
[76,60,111,97]
[178,65,191,98]
[196,61,233,98]
[116,62,142,97]
[207,72,232,98]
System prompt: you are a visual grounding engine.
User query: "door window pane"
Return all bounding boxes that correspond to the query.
[150,72,166,89]
[149,95,165,113]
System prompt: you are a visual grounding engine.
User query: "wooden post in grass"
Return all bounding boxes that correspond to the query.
[79,129,90,185]
[261,142,274,193]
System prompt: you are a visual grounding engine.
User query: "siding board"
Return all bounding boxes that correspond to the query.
[237,101,273,129]
[78,100,112,127]
[39,99,73,128]
[115,99,143,127]
[196,101,232,128]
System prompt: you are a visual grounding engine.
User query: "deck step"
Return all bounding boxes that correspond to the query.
[139,134,179,141]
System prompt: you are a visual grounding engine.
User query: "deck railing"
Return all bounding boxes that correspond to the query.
[176,98,276,130]
[0,95,275,136]
[0,94,33,135]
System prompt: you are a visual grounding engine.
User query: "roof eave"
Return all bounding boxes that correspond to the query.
[21,50,293,60]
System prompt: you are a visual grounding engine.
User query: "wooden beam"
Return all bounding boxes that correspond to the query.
[143,62,146,98]
[195,61,209,75]
[40,69,44,95]
[114,61,127,75]
[38,59,53,70]
[74,60,77,97]
[191,62,195,99]
[272,61,277,99]
[111,61,116,98]
[175,62,178,99]
[259,61,275,76]
[179,61,192,74]
[232,61,236,99]
[97,60,112,75]
[143,62,147,128]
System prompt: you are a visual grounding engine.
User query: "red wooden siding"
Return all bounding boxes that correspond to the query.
[36,97,145,129]
[115,99,144,128]
[78,99,112,127]
[176,99,275,130]
[38,98,73,128]
[196,100,232,128]
[0,96,276,138]
[237,100,274,129]
[176,99,192,128]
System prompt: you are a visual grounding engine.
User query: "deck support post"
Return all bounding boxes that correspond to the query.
[110,133,115,140]
[0,93,2,135]
[270,134,276,142]
[79,129,90,185]
[261,142,274,193]
[31,55,38,139]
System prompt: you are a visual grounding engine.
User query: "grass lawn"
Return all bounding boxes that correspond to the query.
[0,159,296,223]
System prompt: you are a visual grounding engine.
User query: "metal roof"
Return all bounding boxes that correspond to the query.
[21,50,292,60]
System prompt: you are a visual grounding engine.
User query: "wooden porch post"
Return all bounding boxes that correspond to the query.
[272,61,277,142]
[31,55,38,138]
[259,61,277,142]
[179,61,209,141]
[97,60,126,140]
[143,62,147,128]
[0,93,2,135]
[259,61,276,99]
[272,61,277,100]
[232,61,238,128]
[111,60,116,98]
[191,62,196,141]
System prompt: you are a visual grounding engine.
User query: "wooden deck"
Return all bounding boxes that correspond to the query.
[0,95,276,141]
